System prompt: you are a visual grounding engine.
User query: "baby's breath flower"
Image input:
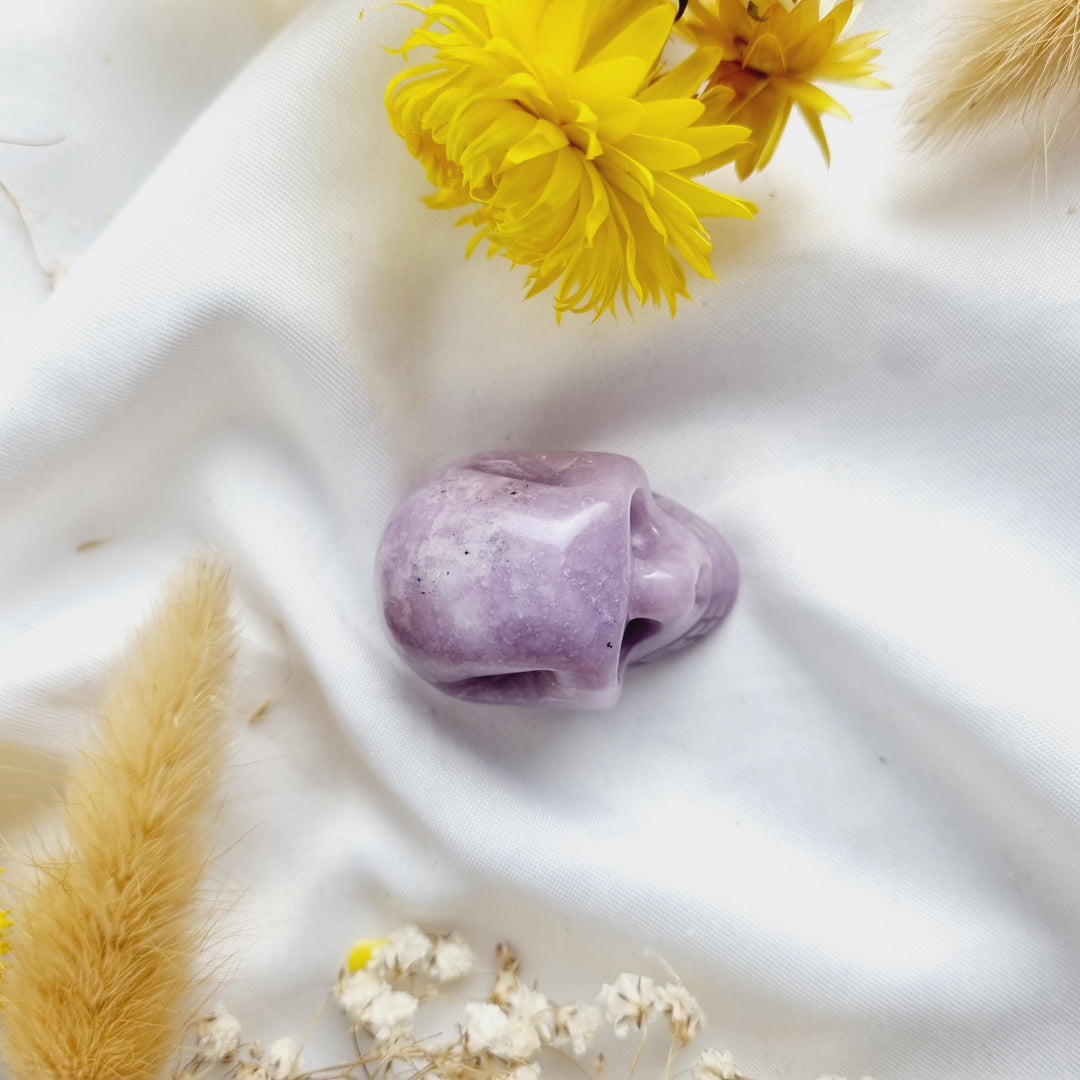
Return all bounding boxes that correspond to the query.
[551,1003,603,1057]
[266,1038,302,1080]
[694,1048,738,1080]
[386,0,756,318]
[248,1040,265,1060]
[371,924,434,980]
[597,973,658,1036]
[507,984,554,1042]
[362,988,420,1043]
[466,1002,512,1054]
[196,1006,243,1063]
[431,932,476,982]
[465,1002,542,1061]
[656,983,704,1043]
[235,1063,269,1080]
[336,968,392,1025]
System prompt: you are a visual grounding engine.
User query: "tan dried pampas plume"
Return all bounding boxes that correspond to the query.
[906,0,1080,146]
[1,558,236,1080]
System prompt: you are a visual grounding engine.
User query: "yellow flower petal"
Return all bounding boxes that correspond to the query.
[640,46,722,102]
[779,77,850,121]
[798,101,830,164]
[504,117,570,165]
[742,32,787,77]
[637,97,706,134]
[567,56,652,101]
[347,937,389,972]
[587,4,673,68]
[618,131,703,170]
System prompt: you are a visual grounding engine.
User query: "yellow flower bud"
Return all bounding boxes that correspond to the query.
[347,937,388,972]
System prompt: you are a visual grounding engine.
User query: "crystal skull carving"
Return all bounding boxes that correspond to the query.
[376,451,738,708]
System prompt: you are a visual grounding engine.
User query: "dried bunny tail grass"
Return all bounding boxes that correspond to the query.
[906,0,1080,147]
[1,558,236,1080]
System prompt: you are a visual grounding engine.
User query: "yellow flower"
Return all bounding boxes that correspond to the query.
[680,0,886,177]
[1,868,12,986]
[386,0,757,318]
[347,936,388,972]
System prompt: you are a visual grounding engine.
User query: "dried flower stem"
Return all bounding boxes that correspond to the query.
[0,558,236,1080]
[168,930,872,1080]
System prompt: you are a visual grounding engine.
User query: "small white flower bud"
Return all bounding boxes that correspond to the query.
[656,983,704,1043]
[371,924,434,979]
[336,968,392,1025]
[266,1038,302,1080]
[362,988,420,1043]
[196,1006,243,1062]
[597,974,657,1036]
[694,1048,739,1080]
[552,1003,602,1056]
[431,932,476,982]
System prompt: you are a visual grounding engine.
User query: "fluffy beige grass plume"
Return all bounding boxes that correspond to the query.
[906,0,1080,145]
[1,558,235,1080]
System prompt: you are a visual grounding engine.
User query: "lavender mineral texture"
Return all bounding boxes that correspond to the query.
[377,451,738,708]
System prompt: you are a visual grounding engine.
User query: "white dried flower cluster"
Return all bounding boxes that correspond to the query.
[335,967,419,1043]
[695,1047,740,1080]
[431,931,477,981]
[656,982,705,1043]
[427,941,605,1072]
[178,927,868,1080]
[551,1002,603,1056]
[181,1008,300,1080]
[597,973,658,1036]
[265,1039,303,1080]
[370,923,433,979]
[465,1000,543,1060]
[597,974,705,1044]
[195,1006,243,1062]
[367,924,477,984]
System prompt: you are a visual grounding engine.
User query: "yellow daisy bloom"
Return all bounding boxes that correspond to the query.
[386,0,757,318]
[680,0,886,178]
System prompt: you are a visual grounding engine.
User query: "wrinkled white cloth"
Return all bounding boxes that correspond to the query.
[2,2,1079,1079]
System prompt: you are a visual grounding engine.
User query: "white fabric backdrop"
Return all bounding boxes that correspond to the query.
[2,1,1079,1078]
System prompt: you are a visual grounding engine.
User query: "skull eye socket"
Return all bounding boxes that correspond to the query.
[438,669,559,702]
[620,617,662,669]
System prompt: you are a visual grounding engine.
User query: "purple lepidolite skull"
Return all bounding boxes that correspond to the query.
[377,452,738,708]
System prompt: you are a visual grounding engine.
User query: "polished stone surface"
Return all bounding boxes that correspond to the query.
[377,452,738,708]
